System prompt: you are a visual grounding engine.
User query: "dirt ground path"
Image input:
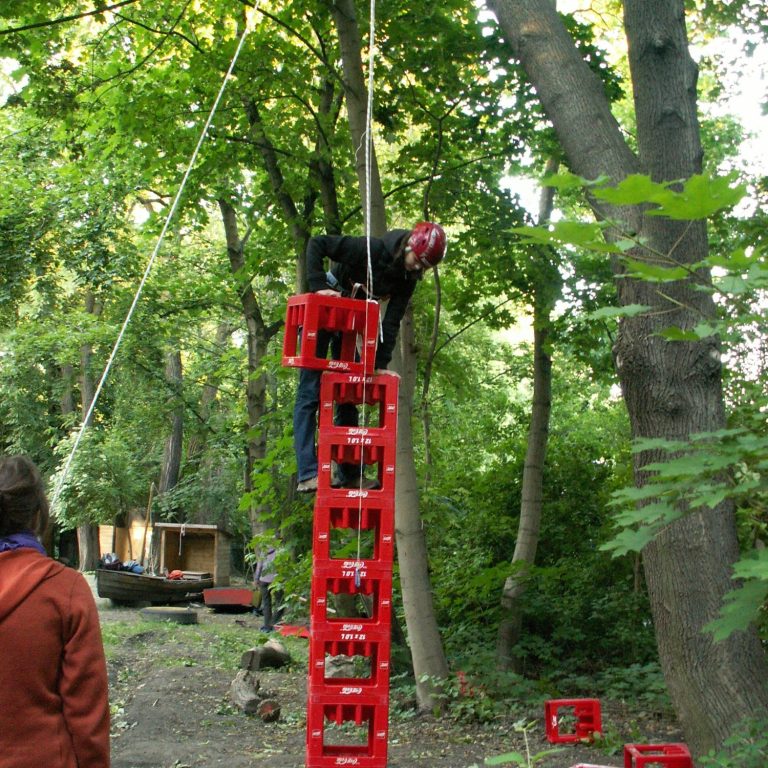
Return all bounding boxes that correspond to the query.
[92,579,681,768]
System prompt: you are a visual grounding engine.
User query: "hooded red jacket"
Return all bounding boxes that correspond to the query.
[0,548,110,767]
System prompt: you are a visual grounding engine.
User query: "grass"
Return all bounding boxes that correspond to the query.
[101,618,308,672]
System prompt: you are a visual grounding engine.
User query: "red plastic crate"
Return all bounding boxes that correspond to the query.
[312,559,394,596]
[624,744,692,768]
[317,438,396,495]
[306,692,389,767]
[282,293,379,373]
[308,633,391,690]
[319,426,396,468]
[545,698,602,743]
[310,572,393,628]
[313,496,394,564]
[319,372,399,431]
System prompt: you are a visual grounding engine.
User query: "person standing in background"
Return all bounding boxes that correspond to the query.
[254,544,283,632]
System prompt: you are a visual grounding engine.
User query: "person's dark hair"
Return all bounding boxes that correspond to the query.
[0,455,50,537]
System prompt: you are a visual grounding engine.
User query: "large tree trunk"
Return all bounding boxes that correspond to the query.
[77,290,101,571]
[488,0,768,755]
[496,167,558,672]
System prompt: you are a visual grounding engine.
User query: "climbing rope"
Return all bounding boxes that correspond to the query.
[50,5,262,513]
[356,0,378,574]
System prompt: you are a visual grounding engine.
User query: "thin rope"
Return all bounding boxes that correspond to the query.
[356,0,377,570]
[50,7,261,513]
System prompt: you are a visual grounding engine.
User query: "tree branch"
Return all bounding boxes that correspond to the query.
[0,0,143,36]
[433,297,516,358]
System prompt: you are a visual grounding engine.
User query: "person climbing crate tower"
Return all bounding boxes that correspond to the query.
[282,223,446,768]
[283,291,397,767]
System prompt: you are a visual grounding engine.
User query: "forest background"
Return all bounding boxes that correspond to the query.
[1,1,767,765]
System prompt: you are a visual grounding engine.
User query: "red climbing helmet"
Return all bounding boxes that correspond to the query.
[409,221,446,268]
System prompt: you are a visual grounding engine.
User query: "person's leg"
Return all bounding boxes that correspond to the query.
[330,332,360,484]
[272,589,285,625]
[293,368,321,482]
[292,331,332,483]
[260,582,273,630]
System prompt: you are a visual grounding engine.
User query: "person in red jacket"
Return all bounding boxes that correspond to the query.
[0,455,110,768]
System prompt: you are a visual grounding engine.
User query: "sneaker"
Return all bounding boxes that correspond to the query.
[342,477,380,491]
[297,476,318,493]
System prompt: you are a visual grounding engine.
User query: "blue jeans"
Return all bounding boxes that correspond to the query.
[293,330,360,482]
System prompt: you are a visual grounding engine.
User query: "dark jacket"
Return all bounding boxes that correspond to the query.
[0,548,110,767]
[306,229,418,369]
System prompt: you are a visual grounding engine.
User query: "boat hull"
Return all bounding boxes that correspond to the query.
[95,569,213,605]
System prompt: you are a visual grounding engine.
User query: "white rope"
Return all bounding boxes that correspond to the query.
[357,0,377,568]
[50,7,261,513]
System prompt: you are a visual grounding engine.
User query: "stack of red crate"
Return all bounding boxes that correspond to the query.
[282,294,397,768]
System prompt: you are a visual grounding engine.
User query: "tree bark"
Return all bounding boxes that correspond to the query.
[496,164,558,672]
[488,0,768,754]
[396,305,450,710]
[77,290,102,571]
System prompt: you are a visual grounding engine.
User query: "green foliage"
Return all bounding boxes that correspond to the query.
[699,717,768,768]
[50,428,148,527]
[483,720,563,767]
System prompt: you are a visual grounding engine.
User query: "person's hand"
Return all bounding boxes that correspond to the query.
[316,289,342,296]
[375,369,400,378]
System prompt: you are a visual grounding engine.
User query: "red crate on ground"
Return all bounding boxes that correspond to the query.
[282,293,379,372]
[308,633,391,690]
[319,372,399,431]
[545,698,602,743]
[310,572,393,628]
[624,743,692,768]
[306,692,389,768]
[312,495,394,565]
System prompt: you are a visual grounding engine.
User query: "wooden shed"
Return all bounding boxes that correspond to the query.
[154,523,232,587]
[99,510,151,565]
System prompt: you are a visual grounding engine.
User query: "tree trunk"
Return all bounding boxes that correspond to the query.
[77,290,102,571]
[59,363,75,417]
[488,0,768,754]
[243,100,312,292]
[496,167,558,672]
[157,349,183,495]
[395,306,449,710]
[329,0,387,236]
[186,322,232,462]
[331,2,449,711]
[218,198,281,537]
[419,269,442,488]
[496,308,552,673]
